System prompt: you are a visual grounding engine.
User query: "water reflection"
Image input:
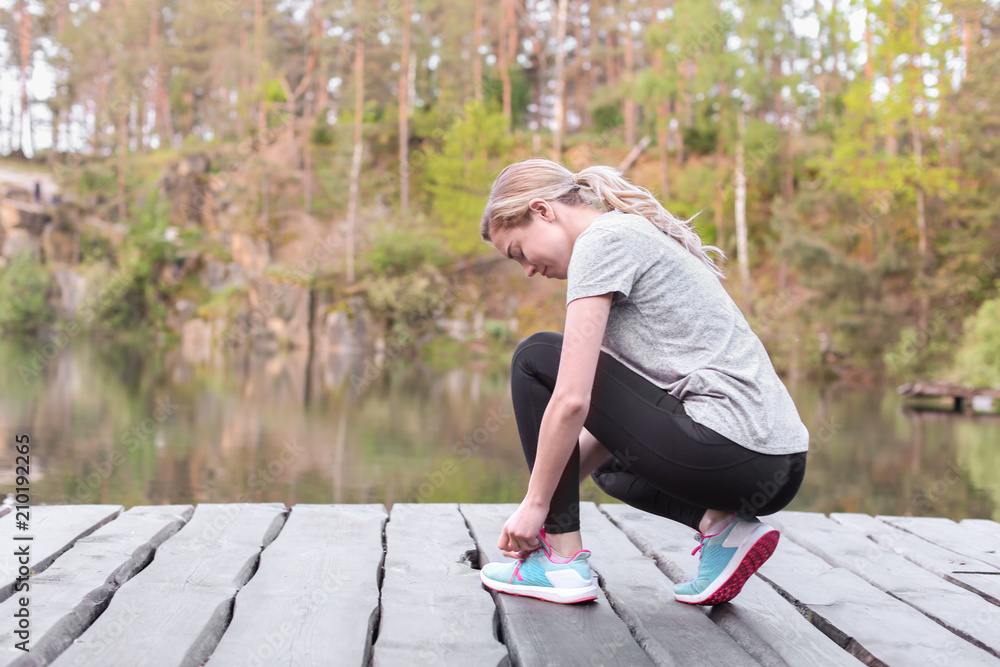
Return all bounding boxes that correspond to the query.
[0,337,996,521]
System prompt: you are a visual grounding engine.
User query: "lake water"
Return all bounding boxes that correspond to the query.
[1,337,997,522]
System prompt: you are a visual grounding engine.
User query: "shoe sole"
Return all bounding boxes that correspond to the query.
[480,571,599,604]
[674,527,780,606]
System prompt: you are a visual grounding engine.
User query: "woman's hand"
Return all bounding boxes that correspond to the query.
[498,498,550,559]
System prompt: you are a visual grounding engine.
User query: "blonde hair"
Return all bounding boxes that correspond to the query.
[480,158,726,278]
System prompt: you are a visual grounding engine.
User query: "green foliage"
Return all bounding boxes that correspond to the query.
[883,325,953,380]
[12,0,1000,384]
[197,285,248,320]
[363,228,444,278]
[590,103,623,133]
[682,125,719,156]
[952,297,1000,388]
[418,335,468,372]
[0,253,55,334]
[424,101,515,258]
[311,116,336,146]
[365,271,448,334]
[79,227,116,264]
[263,78,288,103]
[484,318,514,344]
[90,190,176,333]
[79,165,118,196]
[481,68,531,128]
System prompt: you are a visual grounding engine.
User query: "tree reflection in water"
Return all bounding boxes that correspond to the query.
[0,337,996,522]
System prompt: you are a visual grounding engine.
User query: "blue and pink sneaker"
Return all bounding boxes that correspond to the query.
[480,528,599,604]
[673,514,780,605]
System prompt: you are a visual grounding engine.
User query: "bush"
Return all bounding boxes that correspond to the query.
[363,228,443,278]
[883,324,952,380]
[0,252,55,333]
[682,125,718,156]
[952,297,1000,388]
[365,271,449,334]
[79,227,116,264]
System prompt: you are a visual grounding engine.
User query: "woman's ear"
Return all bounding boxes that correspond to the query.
[528,198,553,222]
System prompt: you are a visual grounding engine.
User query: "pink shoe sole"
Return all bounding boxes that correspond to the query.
[677,529,780,606]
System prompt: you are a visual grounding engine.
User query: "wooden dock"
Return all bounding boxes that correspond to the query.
[1,502,999,666]
[898,381,1000,414]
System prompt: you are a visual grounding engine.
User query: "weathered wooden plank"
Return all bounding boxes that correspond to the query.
[461,503,653,667]
[373,503,506,666]
[576,503,757,666]
[756,526,1000,666]
[0,505,193,667]
[831,513,1000,606]
[600,504,862,667]
[962,518,1000,543]
[50,503,286,667]
[879,515,1000,570]
[205,504,387,667]
[768,511,1000,658]
[0,505,123,603]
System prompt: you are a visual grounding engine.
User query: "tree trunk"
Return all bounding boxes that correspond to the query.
[115,1,127,222]
[657,100,670,201]
[553,0,569,158]
[498,0,513,126]
[622,19,635,148]
[735,103,751,311]
[654,50,669,200]
[606,30,617,90]
[399,0,411,221]
[715,181,725,253]
[714,80,728,254]
[885,77,897,156]
[155,0,175,151]
[302,90,316,215]
[255,0,266,139]
[911,16,929,331]
[473,0,483,102]
[17,0,32,155]
[506,0,518,81]
[863,2,873,83]
[238,27,249,139]
[779,94,794,292]
[150,0,174,151]
[507,0,519,122]
[277,3,319,170]
[346,31,365,284]
[118,108,127,222]
[573,2,588,130]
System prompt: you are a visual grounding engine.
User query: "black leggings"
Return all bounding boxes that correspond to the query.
[511,331,807,534]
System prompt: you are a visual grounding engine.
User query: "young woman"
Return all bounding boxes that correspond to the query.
[478,158,809,606]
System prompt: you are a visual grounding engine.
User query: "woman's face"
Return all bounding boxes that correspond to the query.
[489,201,575,280]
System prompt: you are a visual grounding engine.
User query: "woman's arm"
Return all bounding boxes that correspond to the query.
[499,293,612,554]
[525,292,612,504]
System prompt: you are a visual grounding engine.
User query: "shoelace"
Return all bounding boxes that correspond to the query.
[511,532,552,581]
[690,532,709,557]
[512,547,540,581]
[690,514,737,557]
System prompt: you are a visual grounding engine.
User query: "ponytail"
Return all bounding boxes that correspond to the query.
[482,158,725,279]
[573,165,726,279]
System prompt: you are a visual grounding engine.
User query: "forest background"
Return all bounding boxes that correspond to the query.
[0,0,998,389]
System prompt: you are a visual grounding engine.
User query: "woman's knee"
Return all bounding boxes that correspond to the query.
[511,330,563,372]
[590,463,626,499]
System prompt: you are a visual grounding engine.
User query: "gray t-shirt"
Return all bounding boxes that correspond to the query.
[566,209,809,455]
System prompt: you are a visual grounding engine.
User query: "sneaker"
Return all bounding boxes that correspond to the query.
[480,528,599,604]
[673,514,780,605]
